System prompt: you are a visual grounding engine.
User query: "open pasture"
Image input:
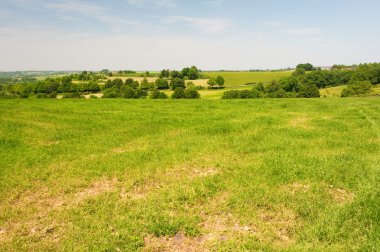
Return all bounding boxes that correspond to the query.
[0,98,379,251]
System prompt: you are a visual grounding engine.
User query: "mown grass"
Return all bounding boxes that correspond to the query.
[203,71,292,87]
[0,98,379,251]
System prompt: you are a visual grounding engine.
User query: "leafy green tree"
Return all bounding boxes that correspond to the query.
[207,77,217,89]
[160,69,170,78]
[141,78,150,90]
[103,88,120,98]
[155,78,169,90]
[184,87,200,99]
[279,76,300,92]
[298,84,320,98]
[296,63,314,71]
[188,66,200,80]
[292,68,306,76]
[170,78,185,90]
[122,86,136,98]
[341,81,373,97]
[170,70,182,79]
[216,76,225,88]
[172,87,186,99]
[149,89,168,99]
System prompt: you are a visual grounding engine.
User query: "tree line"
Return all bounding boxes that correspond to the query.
[222,62,380,99]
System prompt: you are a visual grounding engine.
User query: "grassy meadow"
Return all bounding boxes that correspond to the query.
[0,98,379,251]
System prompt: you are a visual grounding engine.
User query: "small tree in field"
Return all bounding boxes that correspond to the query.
[141,78,150,90]
[172,87,186,99]
[216,76,225,88]
[207,78,217,89]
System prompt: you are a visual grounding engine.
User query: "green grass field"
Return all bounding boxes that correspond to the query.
[203,71,292,87]
[0,99,379,251]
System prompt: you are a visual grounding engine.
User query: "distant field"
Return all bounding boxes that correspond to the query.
[203,71,292,87]
[0,98,379,251]
[320,85,380,98]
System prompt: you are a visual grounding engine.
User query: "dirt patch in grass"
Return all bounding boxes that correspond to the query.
[1,178,119,244]
[258,207,297,245]
[72,178,118,205]
[289,116,310,129]
[329,187,355,204]
[120,182,161,201]
[144,232,208,252]
[284,182,311,195]
[166,163,219,180]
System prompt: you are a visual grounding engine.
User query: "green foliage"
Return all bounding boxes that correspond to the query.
[149,89,168,99]
[296,63,314,71]
[170,78,185,90]
[341,81,373,97]
[141,78,150,90]
[207,77,217,89]
[184,87,200,99]
[292,68,306,76]
[171,87,186,99]
[298,84,320,98]
[215,76,225,88]
[155,78,169,90]
[103,88,120,98]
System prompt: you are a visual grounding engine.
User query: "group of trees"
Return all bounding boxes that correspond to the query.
[0,76,101,98]
[207,76,225,89]
[160,66,200,80]
[102,77,200,99]
[222,80,320,99]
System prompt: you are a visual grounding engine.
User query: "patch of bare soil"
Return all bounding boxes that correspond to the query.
[284,182,311,195]
[120,182,161,201]
[144,232,208,252]
[329,187,355,204]
[166,163,219,180]
[258,207,297,245]
[1,178,118,244]
[72,178,118,205]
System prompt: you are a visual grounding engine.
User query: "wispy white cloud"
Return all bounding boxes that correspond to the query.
[162,16,232,34]
[126,0,177,8]
[42,1,139,30]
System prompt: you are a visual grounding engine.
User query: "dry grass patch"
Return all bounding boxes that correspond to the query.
[143,232,207,252]
[0,178,119,244]
[258,207,297,245]
[283,182,311,195]
[111,138,148,154]
[289,116,310,129]
[329,187,355,204]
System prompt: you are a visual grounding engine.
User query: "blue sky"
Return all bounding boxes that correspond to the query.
[0,0,379,70]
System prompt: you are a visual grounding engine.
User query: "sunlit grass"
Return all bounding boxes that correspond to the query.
[0,98,379,251]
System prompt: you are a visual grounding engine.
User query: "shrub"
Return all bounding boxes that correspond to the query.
[103,88,120,98]
[170,78,186,90]
[172,87,186,99]
[149,89,168,99]
[135,88,148,99]
[122,86,136,99]
[341,81,373,97]
[184,87,200,99]
[298,84,320,98]
[155,78,169,90]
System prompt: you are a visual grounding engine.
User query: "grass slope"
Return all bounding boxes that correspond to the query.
[0,99,379,251]
[203,71,292,87]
